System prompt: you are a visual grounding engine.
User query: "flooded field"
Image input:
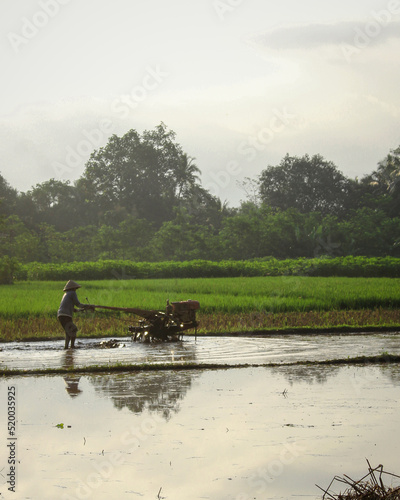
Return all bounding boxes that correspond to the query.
[1,331,400,371]
[1,333,400,499]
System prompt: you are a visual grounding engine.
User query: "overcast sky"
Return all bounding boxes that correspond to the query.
[1,0,400,205]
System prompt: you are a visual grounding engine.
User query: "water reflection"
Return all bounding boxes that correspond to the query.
[62,349,82,397]
[1,365,400,499]
[88,370,199,420]
[272,360,400,387]
[379,363,400,384]
[271,363,342,386]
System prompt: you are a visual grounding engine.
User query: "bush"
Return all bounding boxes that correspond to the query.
[14,256,400,281]
[0,257,20,284]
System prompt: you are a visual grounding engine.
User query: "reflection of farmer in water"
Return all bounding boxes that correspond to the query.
[57,280,94,349]
[62,349,82,397]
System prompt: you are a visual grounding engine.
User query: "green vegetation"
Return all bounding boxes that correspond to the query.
[0,256,19,284]
[3,276,400,317]
[14,256,400,281]
[1,276,399,341]
[1,126,399,270]
[1,126,399,339]
[2,353,400,377]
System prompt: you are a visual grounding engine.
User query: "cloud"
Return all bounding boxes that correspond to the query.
[247,20,400,52]
[0,99,123,191]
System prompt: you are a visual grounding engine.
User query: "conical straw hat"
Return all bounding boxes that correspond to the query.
[63,280,81,291]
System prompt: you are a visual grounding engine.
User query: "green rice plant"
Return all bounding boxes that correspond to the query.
[1,276,400,321]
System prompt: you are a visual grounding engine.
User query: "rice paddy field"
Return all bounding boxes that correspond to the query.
[0,276,399,341]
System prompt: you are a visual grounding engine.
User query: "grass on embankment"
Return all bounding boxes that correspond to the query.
[2,353,400,377]
[1,276,400,341]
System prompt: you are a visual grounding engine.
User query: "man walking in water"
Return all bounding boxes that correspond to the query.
[58,280,94,349]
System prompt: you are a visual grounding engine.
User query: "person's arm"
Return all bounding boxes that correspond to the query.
[73,292,95,311]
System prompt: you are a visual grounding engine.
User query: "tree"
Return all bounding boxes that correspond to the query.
[338,208,400,256]
[149,209,221,261]
[237,176,261,206]
[258,154,350,216]
[25,179,79,231]
[61,225,99,262]
[0,173,18,216]
[219,203,265,260]
[0,256,19,284]
[80,123,195,226]
[219,203,330,260]
[94,225,121,259]
[361,145,400,216]
[0,215,41,262]
[117,216,155,260]
[176,185,235,235]
[173,153,201,200]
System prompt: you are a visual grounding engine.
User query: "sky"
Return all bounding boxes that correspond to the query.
[1,0,400,206]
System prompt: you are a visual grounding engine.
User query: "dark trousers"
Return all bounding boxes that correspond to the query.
[58,316,78,349]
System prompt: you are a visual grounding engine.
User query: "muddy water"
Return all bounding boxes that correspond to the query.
[1,334,400,499]
[0,365,400,500]
[1,332,400,371]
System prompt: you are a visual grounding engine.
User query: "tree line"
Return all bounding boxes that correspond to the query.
[1,122,399,267]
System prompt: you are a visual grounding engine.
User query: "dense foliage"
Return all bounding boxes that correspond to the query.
[1,124,399,275]
[15,256,400,281]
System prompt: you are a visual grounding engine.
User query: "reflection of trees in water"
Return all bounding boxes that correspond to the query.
[269,364,341,386]
[270,361,400,387]
[88,370,199,420]
[379,363,400,384]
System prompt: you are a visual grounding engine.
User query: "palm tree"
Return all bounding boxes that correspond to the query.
[174,154,202,199]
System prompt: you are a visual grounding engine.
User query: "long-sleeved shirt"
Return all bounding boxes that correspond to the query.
[57,290,85,318]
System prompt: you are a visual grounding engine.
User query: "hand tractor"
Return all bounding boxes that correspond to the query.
[90,300,200,342]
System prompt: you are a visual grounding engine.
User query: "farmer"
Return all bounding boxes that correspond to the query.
[57,280,94,349]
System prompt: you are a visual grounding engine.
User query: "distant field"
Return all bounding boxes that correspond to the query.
[1,277,399,341]
[1,276,400,317]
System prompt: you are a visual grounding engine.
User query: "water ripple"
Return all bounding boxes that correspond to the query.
[1,332,399,371]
